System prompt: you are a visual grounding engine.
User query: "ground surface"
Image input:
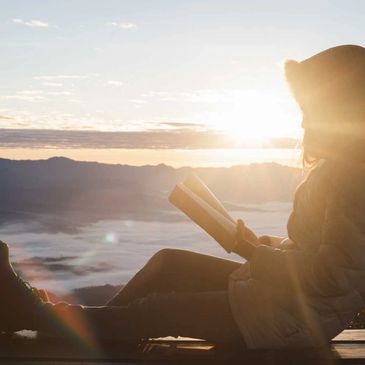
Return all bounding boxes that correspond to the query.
[1,330,365,364]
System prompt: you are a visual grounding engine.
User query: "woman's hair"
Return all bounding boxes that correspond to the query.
[284,45,365,169]
[302,149,319,169]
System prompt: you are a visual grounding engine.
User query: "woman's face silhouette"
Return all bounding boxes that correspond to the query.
[300,104,335,159]
[300,101,358,161]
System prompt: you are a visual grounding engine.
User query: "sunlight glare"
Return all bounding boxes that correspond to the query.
[207,90,301,146]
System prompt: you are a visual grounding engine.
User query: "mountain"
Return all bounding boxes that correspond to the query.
[0,157,303,230]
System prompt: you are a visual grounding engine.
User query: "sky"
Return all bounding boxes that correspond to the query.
[0,0,364,166]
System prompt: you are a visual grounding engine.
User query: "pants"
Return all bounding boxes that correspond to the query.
[39,249,247,346]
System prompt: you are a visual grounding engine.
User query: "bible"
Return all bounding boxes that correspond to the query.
[168,173,255,259]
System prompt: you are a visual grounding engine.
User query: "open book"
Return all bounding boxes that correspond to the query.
[168,173,248,255]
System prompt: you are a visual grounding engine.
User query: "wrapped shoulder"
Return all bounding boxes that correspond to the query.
[327,166,365,228]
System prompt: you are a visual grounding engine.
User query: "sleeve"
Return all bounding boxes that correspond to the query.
[258,235,285,247]
[258,235,290,248]
[249,171,365,296]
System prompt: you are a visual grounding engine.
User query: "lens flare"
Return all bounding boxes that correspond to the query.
[102,232,118,245]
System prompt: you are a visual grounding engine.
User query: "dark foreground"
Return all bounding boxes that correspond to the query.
[0,330,365,364]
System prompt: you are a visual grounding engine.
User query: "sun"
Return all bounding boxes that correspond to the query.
[205,90,301,146]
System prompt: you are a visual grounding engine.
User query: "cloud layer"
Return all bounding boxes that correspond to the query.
[0,128,296,149]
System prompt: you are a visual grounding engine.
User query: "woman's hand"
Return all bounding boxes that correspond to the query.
[233,219,257,260]
[236,219,259,245]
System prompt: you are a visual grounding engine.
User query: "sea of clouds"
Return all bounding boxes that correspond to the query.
[0,201,292,295]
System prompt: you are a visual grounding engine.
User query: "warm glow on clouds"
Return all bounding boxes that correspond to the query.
[207,90,302,142]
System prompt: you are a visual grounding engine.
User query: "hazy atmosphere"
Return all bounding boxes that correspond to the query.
[1,0,365,306]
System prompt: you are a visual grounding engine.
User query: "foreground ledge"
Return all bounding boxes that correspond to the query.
[0,329,364,364]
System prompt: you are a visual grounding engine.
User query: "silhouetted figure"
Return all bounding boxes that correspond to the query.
[1,45,365,349]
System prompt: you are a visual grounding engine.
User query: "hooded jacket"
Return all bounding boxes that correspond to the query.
[228,159,365,348]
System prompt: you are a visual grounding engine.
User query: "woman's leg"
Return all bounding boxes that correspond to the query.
[0,241,246,347]
[107,248,242,306]
[41,290,246,346]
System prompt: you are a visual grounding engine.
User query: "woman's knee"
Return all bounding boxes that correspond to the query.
[147,248,187,273]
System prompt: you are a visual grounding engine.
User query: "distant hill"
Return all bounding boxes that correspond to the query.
[0,157,303,231]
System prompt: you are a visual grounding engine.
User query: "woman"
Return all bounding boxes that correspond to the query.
[1,44,365,349]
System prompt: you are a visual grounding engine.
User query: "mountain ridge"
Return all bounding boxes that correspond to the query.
[0,157,303,231]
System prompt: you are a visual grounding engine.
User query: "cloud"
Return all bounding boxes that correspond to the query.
[0,128,298,150]
[1,90,45,102]
[141,89,233,104]
[18,90,44,95]
[0,115,15,120]
[1,88,74,104]
[2,94,45,102]
[128,99,147,104]
[12,18,49,28]
[159,122,208,129]
[34,75,89,81]
[107,80,123,87]
[42,82,63,87]
[107,22,137,29]
[0,128,231,149]
[141,91,175,101]
[47,91,73,96]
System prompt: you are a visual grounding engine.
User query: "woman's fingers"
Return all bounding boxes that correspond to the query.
[237,219,245,230]
[236,219,259,244]
[236,219,245,240]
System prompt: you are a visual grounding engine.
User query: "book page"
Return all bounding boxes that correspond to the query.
[182,173,235,224]
[169,183,237,253]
